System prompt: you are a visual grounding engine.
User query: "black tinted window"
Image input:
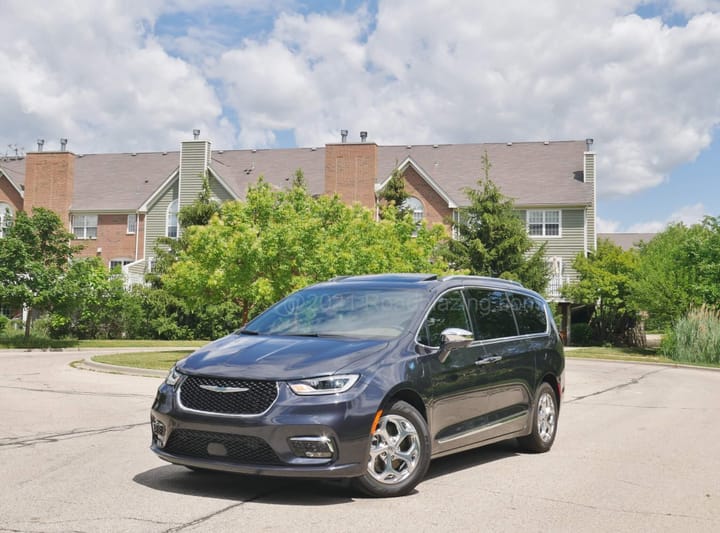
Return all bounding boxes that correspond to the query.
[418,290,470,346]
[465,289,518,340]
[509,293,548,335]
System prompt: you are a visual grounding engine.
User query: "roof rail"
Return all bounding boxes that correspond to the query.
[329,274,438,283]
[440,275,524,287]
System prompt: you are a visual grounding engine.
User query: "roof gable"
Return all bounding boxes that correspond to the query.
[376,156,457,208]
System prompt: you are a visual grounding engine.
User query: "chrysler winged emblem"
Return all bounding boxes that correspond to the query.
[199,385,250,393]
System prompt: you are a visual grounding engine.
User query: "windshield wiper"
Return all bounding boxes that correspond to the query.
[237,328,259,335]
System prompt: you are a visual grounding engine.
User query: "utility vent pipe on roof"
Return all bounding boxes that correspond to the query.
[193,129,200,140]
[360,131,367,143]
[60,138,67,151]
[340,129,348,143]
[586,138,594,151]
[37,139,44,152]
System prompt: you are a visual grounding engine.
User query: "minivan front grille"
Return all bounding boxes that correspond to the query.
[165,429,283,465]
[179,376,278,415]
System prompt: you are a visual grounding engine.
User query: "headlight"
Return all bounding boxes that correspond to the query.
[288,374,359,395]
[165,365,182,386]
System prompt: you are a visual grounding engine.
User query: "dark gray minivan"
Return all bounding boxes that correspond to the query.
[151,274,564,497]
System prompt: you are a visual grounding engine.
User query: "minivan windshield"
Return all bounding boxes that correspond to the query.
[243,285,428,339]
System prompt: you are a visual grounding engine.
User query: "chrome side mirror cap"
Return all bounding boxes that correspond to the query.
[438,328,474,363]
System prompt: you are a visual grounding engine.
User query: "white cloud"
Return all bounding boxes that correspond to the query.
[0,0,233,153]
[627,202,707,232]
[1,0,719,211]
[597,216,623,233]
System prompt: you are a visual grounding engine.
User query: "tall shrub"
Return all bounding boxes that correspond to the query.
[662,305,720,365]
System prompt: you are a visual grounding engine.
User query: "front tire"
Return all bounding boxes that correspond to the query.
[519,382,558,453]
[352,400,431,497]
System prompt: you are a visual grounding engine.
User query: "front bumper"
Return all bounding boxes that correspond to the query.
[150,379,377,479]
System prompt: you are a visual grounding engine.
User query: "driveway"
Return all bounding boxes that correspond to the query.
[0,350,718,532]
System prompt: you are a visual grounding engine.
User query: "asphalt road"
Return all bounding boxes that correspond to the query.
[1,350,719,532]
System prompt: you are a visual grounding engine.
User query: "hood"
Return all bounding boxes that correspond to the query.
[176,333,388,380]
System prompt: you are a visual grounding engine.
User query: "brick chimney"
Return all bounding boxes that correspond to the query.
[324,136,377,209]
[24,150,75,224]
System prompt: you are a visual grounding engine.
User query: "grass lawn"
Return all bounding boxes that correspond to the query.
[567,346,720,368]
[92,350,194,370]
[566,346,672,364]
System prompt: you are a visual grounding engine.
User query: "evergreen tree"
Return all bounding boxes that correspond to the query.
[378,164,410,218]
[443,151,549,292]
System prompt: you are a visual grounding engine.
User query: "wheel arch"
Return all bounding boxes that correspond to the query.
[380,385,428,422]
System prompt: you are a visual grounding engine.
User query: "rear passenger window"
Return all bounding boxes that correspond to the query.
[510,293,548,335]
[465,289,518,340]
[418,290,471,346]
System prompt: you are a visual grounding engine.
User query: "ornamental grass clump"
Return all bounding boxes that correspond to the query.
[662,305,720,365]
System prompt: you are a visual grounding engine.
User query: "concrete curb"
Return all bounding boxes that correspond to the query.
[566,355,720,372]
[74,357,168,378]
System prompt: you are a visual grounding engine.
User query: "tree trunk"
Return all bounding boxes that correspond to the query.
[24,307,32,338]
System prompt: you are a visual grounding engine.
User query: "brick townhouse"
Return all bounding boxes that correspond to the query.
[1,132,597,312]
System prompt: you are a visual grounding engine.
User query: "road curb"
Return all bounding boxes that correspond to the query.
[74,358,167,378]
[566,355,720,372]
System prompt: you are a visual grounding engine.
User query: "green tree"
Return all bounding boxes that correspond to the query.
[634,217,720,329]
[378,165,410,218]
[291,168,307,190]
[563,239,640,345]
[48,258,130,339]
[442,152,549,292]
[162,178,450,325]
[0,208,80,337]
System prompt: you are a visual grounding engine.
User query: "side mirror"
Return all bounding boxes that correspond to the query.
[438,328,474,363]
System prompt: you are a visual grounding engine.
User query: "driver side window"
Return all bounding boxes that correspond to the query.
[418,290,471,347]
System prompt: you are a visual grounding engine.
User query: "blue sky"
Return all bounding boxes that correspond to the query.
[1,0,719,233]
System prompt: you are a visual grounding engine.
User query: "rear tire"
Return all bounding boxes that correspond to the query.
[352,400,431,497]
[519,382,558,453]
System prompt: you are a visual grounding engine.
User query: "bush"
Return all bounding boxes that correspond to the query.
[570,323,594,346]
[661,305,720,365]
[0,333,78,349]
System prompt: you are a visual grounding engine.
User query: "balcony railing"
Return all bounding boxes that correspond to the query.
[546,275,572,300]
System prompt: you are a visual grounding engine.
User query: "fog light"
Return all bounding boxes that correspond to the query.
[289,436,335,459]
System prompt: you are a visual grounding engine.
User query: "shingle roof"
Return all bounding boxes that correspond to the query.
[377,140,590,207]
[598,233,656,250]
[4,140,592,212]
[0,158,25,191]
[72,152,180,211]
[210,147,326,198]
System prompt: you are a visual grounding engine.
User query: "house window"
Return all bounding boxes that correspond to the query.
[403,197,425,224]
[72,215,98,239]
[109,258,133,270]
[166,199,178,238]
[127,214,137,234]
[0,202,12,238]
[527,210,561,237]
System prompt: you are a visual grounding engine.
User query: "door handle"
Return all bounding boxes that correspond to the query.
[475,355,502,366]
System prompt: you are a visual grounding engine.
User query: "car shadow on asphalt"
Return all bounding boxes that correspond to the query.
[133,440,519,504]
